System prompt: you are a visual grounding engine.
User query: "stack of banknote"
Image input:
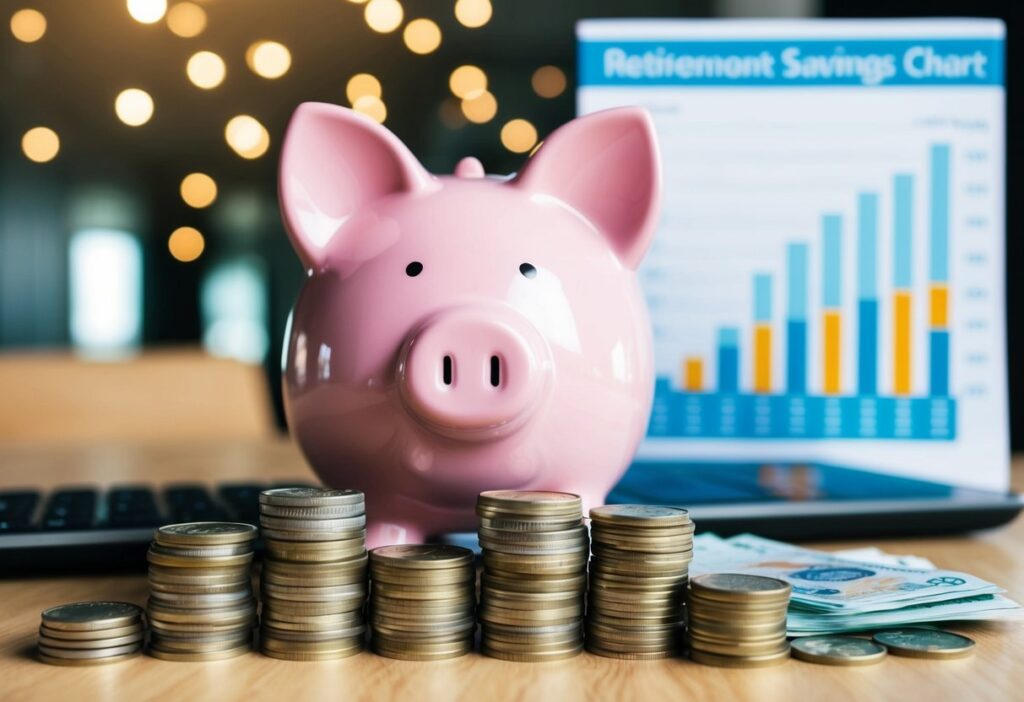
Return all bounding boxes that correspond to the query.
[690,533,1024,635]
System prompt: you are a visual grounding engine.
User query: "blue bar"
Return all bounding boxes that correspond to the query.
[822,214,842,308]
[893,174,913,288]
[857,193,878,299]
[930,144,951,283]
[858,299,878,395]
[754,274,772,322]
[787,243,808,320]
[718,327,739,394]
[930,330,950,396]
[787,320,807,395]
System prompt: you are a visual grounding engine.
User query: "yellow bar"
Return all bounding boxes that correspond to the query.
[823,310,841,394]
[684,357,703,392]
[753,325,772,393]
[930,285,948,328]
[894,291,912,395]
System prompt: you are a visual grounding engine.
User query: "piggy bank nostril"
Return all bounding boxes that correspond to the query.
[490,355,500,388]
[442,355,453,386]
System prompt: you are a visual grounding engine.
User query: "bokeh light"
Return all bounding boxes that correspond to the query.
[10,8,46,43]
[501,119,538,153]
[346,73,381,105]
[186,51,226,89]
[461,90,497,124]
[168,226,205,263]
[166,2,206,38]
[225,115,270,159]
[531,65,567,98]
[403,18,441,55]
[115,88,155,126]
[449,65,487,99]
[180,173,218,209]
[454,0,492,28]
[353,95,387,124]
[127,0,167,24]
[364,0,402,33]
[21,127,59,163]
[246,41,291,79]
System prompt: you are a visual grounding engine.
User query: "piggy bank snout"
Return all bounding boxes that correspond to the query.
[398,308,546,438]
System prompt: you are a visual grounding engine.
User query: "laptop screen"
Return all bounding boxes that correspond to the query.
[576,18,1009,491]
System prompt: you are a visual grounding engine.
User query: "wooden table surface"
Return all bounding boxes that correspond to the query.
[1,437,1022,702]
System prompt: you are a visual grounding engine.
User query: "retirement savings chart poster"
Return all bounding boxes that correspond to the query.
[577,19,1008,489]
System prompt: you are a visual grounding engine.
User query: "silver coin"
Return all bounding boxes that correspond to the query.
[37,642,143,659]
[156,522,258,544]
[41,602,143,631]
[791,635,887,666]
[259,488,364,507]
[690,573,791,598]
[590,504,690,525]
[872,628,976,659]
[259,503,365,519]
[259,514,366,531]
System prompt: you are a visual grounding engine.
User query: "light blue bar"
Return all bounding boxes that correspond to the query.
[718,327,739,347]
[822,214,842,308]
[893,174,913,288]
[787,243,808,321]
[857,193,879,299]
[930,144,950,283]
[754,274,772,322]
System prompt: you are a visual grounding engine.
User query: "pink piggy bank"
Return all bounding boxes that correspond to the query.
[279,102,660,547]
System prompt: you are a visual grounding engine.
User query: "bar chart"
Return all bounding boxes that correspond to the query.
[647,143,956,440]
[578,19,1008,488]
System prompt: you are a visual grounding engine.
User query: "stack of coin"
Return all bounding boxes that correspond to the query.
[585,505,694,659]
[146,522,258,661]
[38,602,145,666]
[477,490,588,662]
[687,572,791,667]
[369,544,476,660]
[258,487,368,661]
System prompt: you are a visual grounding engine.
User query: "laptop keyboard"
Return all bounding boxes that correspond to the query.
[0,481,313,571]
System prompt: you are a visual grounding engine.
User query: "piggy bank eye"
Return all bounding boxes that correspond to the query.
[519,263,537,279]
[406,261,423,277]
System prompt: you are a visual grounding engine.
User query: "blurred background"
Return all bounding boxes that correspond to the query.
[0,0,1020,444]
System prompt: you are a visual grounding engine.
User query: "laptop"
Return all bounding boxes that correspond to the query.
[577,17,1021,538]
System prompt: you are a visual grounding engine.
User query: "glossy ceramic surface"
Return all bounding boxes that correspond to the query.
[279,102,661,546]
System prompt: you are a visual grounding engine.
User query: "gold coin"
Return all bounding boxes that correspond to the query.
[147,618,255,635]
[150,580,252,595]
[148,644,252,661]
[148,566,252,585]
[373,643,472,661]
[260,636,363,653]
[149,590,253,608]
[260,527,367,543]
[482,552,587,576]
[479,539,589,557]
[477,490,582,517]
[149,634,253,653]
[370,568,474,587]
[39,623,143,641]
[40,602,143,631]
[481,644,583,662]
[689,636,789,657]
[689,574,791,603]
[146,601,256,625]
[585,644,676,660]
[262,613,363,632]
[155,522,258,547]
[371,618,476,638]
[258,599,362,617]
[150,542,253,558]
[260,645,362,661]
[146,548,254,569]
[689,646,791,668]
[147,626,254,643]
[481,572,586,593]
[790,635,888,666]
[38,632,145,649]
[480,516,583,532]
[38,642,143,659]
[481,637,583,654]
[38,651,141,666]
[263,554,367,573]
[262,623,366,641]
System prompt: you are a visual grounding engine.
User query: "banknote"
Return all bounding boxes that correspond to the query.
[691,533,1003,611]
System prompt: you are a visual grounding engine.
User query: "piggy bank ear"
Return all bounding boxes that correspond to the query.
[514,107,660,270]
[279,102,433,272]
